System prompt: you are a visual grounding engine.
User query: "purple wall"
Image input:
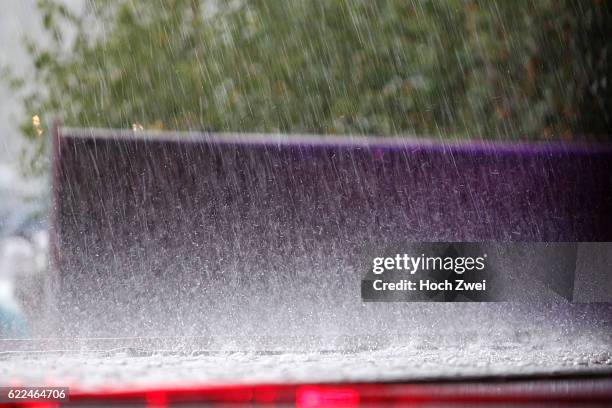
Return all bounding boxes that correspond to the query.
[50,129,612,335]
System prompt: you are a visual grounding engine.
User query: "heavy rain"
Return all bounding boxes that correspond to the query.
[0,0,611,404]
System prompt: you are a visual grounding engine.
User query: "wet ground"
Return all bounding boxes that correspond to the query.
[2,334,611,390]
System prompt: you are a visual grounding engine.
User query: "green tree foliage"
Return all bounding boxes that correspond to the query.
[9,0,612,170]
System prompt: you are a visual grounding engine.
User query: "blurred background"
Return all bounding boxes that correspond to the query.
[0,1,53,336]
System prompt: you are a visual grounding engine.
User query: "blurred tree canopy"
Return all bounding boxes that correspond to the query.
[9,0,612,169]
